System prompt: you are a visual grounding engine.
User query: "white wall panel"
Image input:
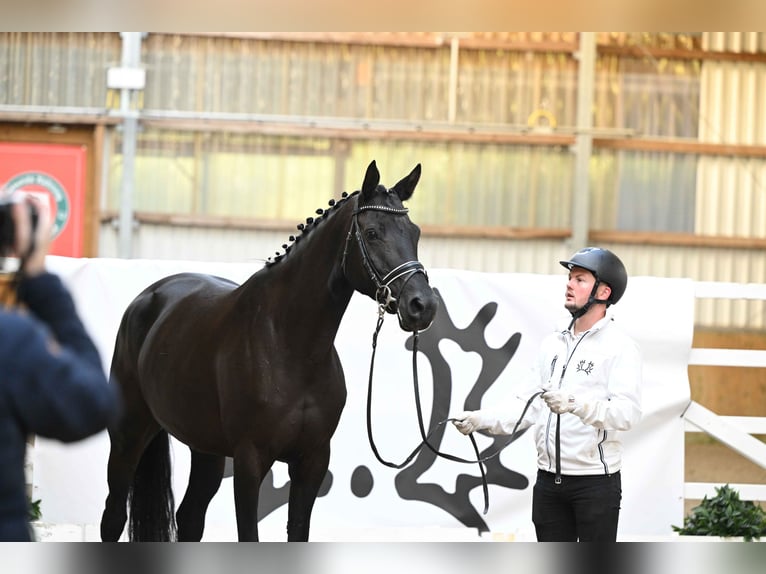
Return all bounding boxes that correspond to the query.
[100,223,766,330]
[99,223,289,264]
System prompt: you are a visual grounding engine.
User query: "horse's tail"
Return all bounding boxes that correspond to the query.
[128,430,177,541]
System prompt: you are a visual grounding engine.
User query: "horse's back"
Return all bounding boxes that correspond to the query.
[139,272,239,306]
[112,272,238,377]
[130,271,236,319]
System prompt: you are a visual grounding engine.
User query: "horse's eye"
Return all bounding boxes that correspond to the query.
[365,229,379,241]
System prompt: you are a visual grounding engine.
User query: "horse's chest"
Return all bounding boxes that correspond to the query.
[220,378,346,447]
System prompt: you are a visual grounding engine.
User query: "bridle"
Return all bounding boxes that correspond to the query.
[341,197,427,314]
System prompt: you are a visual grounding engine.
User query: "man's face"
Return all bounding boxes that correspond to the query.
[564,266,597,313]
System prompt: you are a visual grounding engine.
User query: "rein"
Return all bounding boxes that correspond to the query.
[364,303,542,515]
[346,195,536,515]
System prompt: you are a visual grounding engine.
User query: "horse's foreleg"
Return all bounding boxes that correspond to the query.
[232,447,271,542]
[176,450,225,541]
[286,445,331,542]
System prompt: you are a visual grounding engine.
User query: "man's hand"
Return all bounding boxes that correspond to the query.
[452,411,486,435]
[541,388,578,414]
[12,196,52,277]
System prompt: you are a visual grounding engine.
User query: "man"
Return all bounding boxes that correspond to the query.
[0,196,121,541]
[453,247,642,542]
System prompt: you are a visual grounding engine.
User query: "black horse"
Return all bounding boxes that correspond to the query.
[99,160,438,542]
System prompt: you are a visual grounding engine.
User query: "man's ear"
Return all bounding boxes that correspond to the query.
[599,283,612,301]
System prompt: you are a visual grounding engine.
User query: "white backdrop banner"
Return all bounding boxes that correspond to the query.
[33,256,694,541]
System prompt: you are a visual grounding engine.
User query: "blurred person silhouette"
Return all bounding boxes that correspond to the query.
[0,195,121,541]
[453,247,642,542]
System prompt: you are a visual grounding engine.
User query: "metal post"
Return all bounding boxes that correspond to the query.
[116,32,143,259]
[570,32,596,251]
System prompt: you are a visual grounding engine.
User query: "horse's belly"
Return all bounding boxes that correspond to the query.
[161,411,230,456]
[140,361,230,455]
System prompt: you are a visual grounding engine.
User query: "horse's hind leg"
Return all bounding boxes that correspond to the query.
[286,444,331,541]
[176,450,225,541]
[101,352,161,541]
[100,446,134,541]
[100,415,160,541]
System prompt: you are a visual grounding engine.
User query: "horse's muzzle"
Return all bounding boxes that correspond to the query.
[396,281,439,332]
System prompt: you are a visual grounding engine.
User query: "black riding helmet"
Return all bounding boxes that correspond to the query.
[559,247,628,321]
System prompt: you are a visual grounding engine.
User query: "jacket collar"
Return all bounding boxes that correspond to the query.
[558,308,615,337]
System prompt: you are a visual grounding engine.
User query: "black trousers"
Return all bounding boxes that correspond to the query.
[532,469,622,542]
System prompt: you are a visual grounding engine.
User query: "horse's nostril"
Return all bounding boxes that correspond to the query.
[409,297,426,315]
[407,295,438,326]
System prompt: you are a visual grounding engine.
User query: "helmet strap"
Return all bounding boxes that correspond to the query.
[567,280,608,330]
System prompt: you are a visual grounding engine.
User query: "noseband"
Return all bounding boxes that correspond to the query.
[341,199,428,312]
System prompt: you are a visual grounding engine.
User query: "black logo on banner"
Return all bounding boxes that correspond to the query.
[395,288,525,533]
[252,288,523,532]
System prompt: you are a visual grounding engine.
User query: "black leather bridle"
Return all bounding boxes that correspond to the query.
[341,198,427,313]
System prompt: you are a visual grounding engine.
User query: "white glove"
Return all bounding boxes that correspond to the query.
[541,388,578,415]
[452,410,486,435]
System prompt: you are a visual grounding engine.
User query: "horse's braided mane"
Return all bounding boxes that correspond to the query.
[264,189,360,268]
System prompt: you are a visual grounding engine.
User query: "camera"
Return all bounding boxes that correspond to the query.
[0,198,39,257]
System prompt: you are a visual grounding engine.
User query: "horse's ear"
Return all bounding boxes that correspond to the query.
[361,160,380,202]
[391,164,421,202]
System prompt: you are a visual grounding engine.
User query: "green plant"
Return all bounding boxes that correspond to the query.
[672,484,766,541]
[27,495,42,522]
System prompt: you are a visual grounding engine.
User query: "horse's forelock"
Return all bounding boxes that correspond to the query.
[357,184,405,210]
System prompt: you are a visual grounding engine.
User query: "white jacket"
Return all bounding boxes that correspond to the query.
[477,313,642,475]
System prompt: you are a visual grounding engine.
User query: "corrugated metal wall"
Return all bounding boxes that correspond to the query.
[610,29,766,334]
[139,34,583,125]
[0,33,119,107]
[695,156,766,237]
[595,53,700,138]
[703,32,766,53]
[2,32,766,329]
[101,33,718,237]
[695,33,766,239]
[104,129,576,229]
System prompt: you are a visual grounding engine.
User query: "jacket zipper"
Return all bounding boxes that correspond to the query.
[598,430,609,474]
[545,331,590,475]
[544,355,558,469]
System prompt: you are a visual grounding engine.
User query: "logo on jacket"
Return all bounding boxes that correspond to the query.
[576,359,594,375]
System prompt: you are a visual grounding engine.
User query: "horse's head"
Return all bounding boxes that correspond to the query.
[342,160,438,332]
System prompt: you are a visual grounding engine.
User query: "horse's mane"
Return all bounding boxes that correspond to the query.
[264,190,360,268]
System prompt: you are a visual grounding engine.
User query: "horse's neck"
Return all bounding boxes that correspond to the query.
[236,205,355,341]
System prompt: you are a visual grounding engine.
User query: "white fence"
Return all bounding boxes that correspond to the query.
[684,281,766,502]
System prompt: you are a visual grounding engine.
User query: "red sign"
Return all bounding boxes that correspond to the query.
[0,142,87,257]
